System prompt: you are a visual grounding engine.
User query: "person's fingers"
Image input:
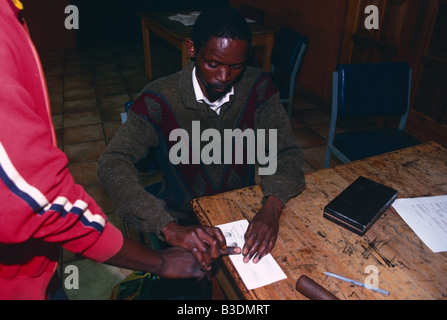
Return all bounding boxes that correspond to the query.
[190,247,207,269]
[252,234,276,263]
[209,226,227,248]
[158,247,207,279]
[242,223,256,256]
[243,233,264,263]
[244,222,253,241]
[189,231,213,269]
[197,227,222,260]
[219,246,241,256]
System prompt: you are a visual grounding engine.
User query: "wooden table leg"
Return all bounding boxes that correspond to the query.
[212,261,244,300]
[181,40,190,68]
[141,19,152,80]
[262,33,274,72]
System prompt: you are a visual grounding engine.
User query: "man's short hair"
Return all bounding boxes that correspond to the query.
[191,3,252,52]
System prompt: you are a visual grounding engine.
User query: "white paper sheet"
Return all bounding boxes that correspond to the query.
[168,11,256,26]
[392,195,447,253]
[168,11,201,26]
[216,219,287,290]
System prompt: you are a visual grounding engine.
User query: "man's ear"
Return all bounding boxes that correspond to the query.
[185,40,196,58]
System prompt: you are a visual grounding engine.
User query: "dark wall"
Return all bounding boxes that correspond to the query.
[21,0,77,52]
[70,0,152,48]
[70,0,221,48]
[231,0,346,101]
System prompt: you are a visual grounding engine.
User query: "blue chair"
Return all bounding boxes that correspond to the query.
[324,62,421,168]
[269,27,308,118]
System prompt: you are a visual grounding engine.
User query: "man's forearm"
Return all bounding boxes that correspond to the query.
[104,236,206,279]
[104,237,164,274]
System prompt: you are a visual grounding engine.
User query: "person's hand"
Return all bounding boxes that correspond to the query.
[156,246,208,280]
[161,222,241,270]
[104,237,210,281]
[242,196,284,263]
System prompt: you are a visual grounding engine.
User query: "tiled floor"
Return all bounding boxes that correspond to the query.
[40,37,338,299]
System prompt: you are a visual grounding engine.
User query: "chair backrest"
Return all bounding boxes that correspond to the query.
[335,62,412,119]
[270,27,308,77]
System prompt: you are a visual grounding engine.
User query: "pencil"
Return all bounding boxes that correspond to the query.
[324,271,390,296]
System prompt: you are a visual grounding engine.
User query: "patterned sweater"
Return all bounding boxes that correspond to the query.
[98,60,305,237]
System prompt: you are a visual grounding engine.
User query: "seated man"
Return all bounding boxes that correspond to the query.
[98,4,305,268]
[0,0,214,300]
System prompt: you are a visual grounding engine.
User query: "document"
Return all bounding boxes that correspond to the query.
[216,219,287,290]
[168,11,201,26]
[168,12,256,26]
[392,195,447,253]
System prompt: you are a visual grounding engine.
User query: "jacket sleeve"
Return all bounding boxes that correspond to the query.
[255,79,306,205]
[97,110,176,237]
[0,81,123,264]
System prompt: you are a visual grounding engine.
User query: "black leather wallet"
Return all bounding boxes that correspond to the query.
[323,176,398,235]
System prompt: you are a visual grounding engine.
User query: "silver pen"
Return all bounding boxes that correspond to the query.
[324,271,390,296]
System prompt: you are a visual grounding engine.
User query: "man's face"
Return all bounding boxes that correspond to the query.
[189,37,249,102]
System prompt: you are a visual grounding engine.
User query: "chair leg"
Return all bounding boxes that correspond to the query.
[138,232,147,246]
[324,148,332,168]
[287,97,293,118]
[121,219,129,237]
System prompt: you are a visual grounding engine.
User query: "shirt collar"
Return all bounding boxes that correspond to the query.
[192,67,234,114]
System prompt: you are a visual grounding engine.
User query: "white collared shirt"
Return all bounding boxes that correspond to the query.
[192,67,234,115]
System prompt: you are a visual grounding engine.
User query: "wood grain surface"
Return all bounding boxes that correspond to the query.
[192,142,447,300]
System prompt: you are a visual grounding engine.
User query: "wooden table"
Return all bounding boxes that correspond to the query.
[138,11,277,80]
[191,142,447,300]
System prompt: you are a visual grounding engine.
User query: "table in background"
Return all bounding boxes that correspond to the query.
[138,11,277,80]
[192,142,447,300]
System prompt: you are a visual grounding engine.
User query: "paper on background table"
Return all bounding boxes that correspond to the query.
[168,11,201,26]
[392,195,447,253]
[216,219,287,290]
[168,11,256,26]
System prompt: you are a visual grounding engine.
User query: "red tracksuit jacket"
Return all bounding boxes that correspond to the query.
[0,0,123,299]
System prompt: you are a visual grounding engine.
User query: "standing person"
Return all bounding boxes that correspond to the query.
[98,3,306,267]
[0,0,234,300]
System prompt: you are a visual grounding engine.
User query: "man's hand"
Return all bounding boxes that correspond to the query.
[161,222,241,270]
[242,196,284,263]
[105,237,208,280]
[156,246,208,280]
